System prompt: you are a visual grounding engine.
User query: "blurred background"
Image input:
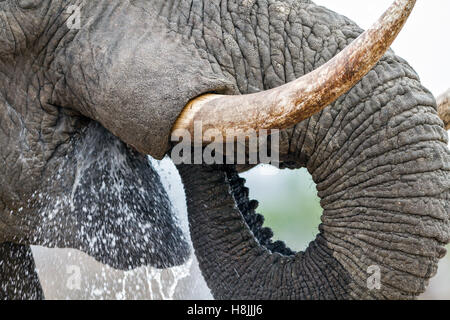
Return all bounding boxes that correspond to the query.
[32,0,450,300]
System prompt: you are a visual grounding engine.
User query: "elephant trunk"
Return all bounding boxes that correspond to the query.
[177,53,450,301]
[178,164,351,299]
[173,0,449,299]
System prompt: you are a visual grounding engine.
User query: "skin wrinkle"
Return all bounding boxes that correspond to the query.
[320,139,447,192]
[229,13,250,91]
[315,243,343,299]
[308,66,403,172]
[325,232,434,293]
[323,205,444,223]
[323,208,445,242]
[313,239,347,294]
[5,12,22,55]
[352,233,444,268]
[323,224,444,262]
[223,2,248,92]
[11,10,29,50]
[317,135,448,201]
[310,84,442,187]
[322,145,446,198]
[330,84,436,168]
[305,243,337,299]
[323,234,388,297]
[324,164,448,205]
[300,249,319,299]
[323,194,448,218]
[331,234,445,278]
[2,10,17,54]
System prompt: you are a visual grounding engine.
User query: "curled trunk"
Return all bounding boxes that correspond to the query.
[177,53,450,301]
[179,121,449,299]
[175,0,449,300]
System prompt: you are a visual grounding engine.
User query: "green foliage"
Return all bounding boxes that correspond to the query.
[242,166,322,252]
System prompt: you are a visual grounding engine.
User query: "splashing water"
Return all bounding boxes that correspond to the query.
[32,246,211,300]
[30,154,212,300]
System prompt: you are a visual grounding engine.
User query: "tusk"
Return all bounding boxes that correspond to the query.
[172,0,416,141]
[437,89,450,130]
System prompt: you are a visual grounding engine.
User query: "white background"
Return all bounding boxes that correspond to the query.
[314,0,450,97]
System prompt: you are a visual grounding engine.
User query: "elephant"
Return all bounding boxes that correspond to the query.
[0,0,449,300]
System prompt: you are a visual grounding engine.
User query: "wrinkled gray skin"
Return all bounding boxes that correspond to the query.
[0,0,449,300]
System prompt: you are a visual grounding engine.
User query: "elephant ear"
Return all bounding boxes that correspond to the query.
[30,122,190,270]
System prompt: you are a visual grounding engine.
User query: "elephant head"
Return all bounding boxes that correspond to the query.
[0,0,448,300]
